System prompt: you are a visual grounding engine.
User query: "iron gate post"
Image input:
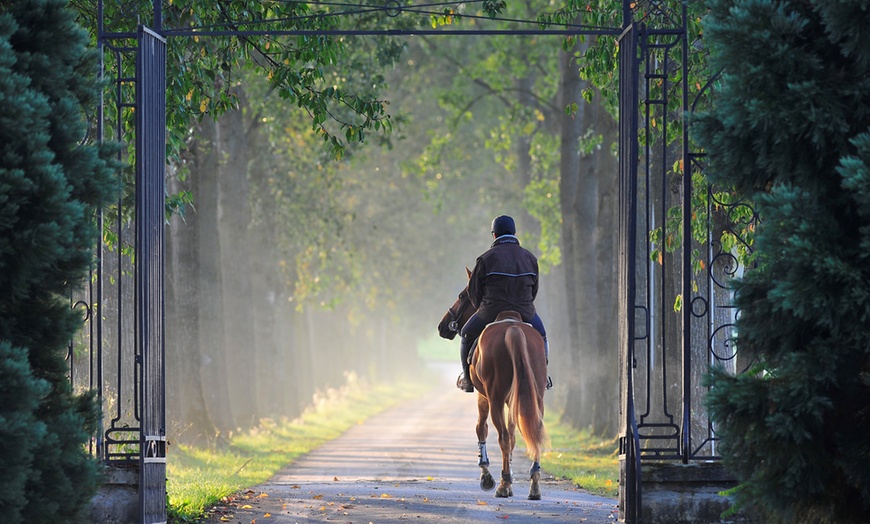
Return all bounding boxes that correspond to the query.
[135,24,167,524]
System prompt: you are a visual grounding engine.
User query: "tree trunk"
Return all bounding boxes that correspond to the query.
[165,162,218,445]
[556,36,619,436]
[193,117,236,435]
[215,96,258,430]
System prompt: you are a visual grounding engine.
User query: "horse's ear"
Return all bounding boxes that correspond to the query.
[466,267,472,279]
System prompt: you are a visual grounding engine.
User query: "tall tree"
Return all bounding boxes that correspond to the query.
[0,0,118,521]
[695,1,870,522]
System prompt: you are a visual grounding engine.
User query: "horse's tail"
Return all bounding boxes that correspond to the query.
[505,325,550,460]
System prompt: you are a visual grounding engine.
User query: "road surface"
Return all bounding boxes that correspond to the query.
[204,365,618,523]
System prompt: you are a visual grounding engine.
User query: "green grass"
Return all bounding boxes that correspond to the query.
[538,411,620,499]
[166,373,433,522]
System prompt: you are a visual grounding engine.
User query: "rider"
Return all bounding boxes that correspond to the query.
[457,215,551,392]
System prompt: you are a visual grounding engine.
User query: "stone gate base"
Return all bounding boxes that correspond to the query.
[89,463,139,524]
[640,462,755,524]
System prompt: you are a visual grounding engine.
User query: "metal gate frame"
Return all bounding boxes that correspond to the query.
[617,3,755,523]
[80,1,734,522]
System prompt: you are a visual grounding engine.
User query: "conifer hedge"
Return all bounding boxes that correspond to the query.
[0,0,118,522]
[695,1,870,522]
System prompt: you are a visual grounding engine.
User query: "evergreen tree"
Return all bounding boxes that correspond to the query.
[0,0,118,521]
[694,1,870,522]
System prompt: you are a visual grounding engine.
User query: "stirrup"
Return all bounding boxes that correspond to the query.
[456,373,474,393]
[546,375,553,390]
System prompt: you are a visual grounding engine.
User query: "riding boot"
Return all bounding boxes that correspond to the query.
[456,337,474,392]
[544,338,553,390]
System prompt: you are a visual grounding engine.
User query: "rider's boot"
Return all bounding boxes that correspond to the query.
[456,337,474,392]
[544,338,553,390]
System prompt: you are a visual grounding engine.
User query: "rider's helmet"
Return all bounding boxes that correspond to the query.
[491,215,516,237]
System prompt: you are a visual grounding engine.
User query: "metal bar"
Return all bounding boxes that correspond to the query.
[680,0,692,464]
[167,27,622,36]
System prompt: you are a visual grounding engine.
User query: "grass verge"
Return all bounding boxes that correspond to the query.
[166,373,433,522]
[539,410,620,499]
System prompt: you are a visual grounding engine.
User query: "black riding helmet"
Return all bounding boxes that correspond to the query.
[491,215,516,237]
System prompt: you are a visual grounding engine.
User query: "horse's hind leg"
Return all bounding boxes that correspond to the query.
[476,394,495,491]
[528,461,542,500]
[490,401,513,498]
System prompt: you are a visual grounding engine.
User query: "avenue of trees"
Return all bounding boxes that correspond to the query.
[66,0,630,444]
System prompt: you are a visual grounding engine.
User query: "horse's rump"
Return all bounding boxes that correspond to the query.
[477,319,549,460]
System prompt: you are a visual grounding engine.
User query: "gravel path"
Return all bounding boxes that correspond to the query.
[203,365,619,523]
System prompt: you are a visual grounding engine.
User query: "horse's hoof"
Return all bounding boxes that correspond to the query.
[528,493,541,501]
[480,473,495,491]
[495,485,513,498]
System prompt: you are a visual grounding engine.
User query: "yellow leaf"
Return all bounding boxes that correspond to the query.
[264,513,271,518]
[257,493,269,498]
[220,517,230,522]
[199,98,209,113]
[477,500,488,506]
[242,504,253,509]
[606,479,614,487]
[312,494,324,499]
[426,476,434,481]
[185,89,193,101]
[380,493,392,498]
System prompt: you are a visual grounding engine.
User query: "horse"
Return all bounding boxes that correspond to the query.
[437,270,550,500]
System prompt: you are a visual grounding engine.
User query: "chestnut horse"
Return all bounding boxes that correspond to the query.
[437,271,549,499]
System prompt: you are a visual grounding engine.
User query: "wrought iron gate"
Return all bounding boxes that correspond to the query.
[68,17,168,524]
[68,1,743,522]
[618,2,755,523]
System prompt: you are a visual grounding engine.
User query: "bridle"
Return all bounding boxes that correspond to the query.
[446,290,472,333]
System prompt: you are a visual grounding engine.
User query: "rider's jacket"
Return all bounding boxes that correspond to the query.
[468,235,539,323]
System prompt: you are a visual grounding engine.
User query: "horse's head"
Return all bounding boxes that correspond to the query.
[437,269,475,340]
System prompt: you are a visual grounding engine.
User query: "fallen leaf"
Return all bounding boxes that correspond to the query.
[334,476,340,481]
[290,485,300,489]
[263,513,271,518]
[313,494,324,500]
[241,505,253,509]
[426,476,434,481]
[257,493,269,498]
[477,500,488,506]
[380,493,392,499]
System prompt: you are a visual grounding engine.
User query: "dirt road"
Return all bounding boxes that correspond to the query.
[204,365,619,523]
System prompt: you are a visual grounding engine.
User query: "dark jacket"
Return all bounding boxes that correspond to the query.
[468,235,539,323]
